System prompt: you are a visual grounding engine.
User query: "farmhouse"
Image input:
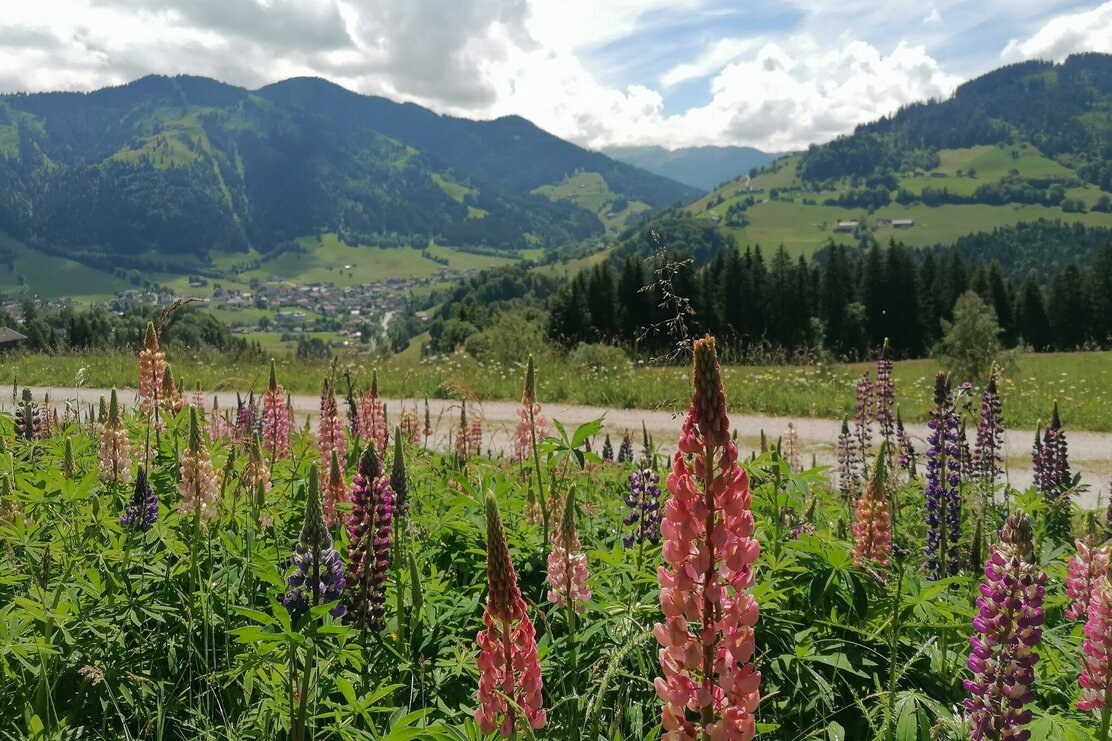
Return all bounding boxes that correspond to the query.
[833,220,860,232]
[893,219,914,228]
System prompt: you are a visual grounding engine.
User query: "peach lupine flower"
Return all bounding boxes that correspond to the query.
[654,336,760,741]
[179,407,219,521]
[399,408,421,444]
[161,366,183,417]
[546,488,591,612]
[138,322,165,416]
[514,355,549,463]
[358,371,387,454]
[475,492,545,737]
[318,379,348,463]
[851,443,892,570]
[98,388,132,485]
[323,450,347,528]
[454,402,470,460]
[261,361,291,460]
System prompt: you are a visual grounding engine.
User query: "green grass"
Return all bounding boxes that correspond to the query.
[0,234,133,302]
[532,247,614,278]
[533,171,650,233]
[8,348,1112,431]
[430,172,476,203]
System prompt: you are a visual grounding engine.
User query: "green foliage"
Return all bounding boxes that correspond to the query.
[932,291,1003,382]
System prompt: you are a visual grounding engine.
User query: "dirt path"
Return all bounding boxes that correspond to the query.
[8,385,1112,507]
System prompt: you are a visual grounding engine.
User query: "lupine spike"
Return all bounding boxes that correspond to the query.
[1065,518,1109,622]
[852,442,892,570]
[475,492,545,737]
[318,378,347,464]
[358,370,387,454]
[138,322,165,416]
[963,509,1046,739]
[390,429,408,519]
[654,336,760,740]
[261,360,291,459]
[1078,568,1112,712]
[120,465,159,532]
[454,401,469,460]
[623,468,662,547]
[345,444,393,630]
[323,449,346,528]
[547,487,591,612]
[836,415,858,501]
[98,388,132,485]
[924,371,962,580]
[974,368,1004,492]
[179,406,219,520]
[875,338,895,445]
[284,465,347,618]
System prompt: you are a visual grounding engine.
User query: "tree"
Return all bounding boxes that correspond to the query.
[932,291,1002,383]
[1048,263,1090,350]
[1013,271,1050,351]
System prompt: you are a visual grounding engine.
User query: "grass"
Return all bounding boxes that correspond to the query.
[533,171,651,233]
[0,234,133,302]
[7,348,1112,431]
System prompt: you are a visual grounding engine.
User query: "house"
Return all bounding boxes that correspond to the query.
[0,327,27,347]
[892,219,914,228]
[833,220,860,233]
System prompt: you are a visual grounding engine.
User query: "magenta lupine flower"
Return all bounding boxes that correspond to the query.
[874,340,895,445]
[974,371,1005,492]
[655,337,760,741]
[261,361,291,460]
[234,393,259,446]
[547,490,591,612]
[853,371,874,478]
[284,465,347,619]
[345,444,393,630]
[318,379,347,464]
[1066,534,1109,621]
[1078,574,1112,713]
[963,509,1046,740]
[98,388,132,485]
[358,371,387,454]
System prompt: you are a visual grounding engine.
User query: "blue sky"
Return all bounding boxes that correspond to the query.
[0,0,1110,150]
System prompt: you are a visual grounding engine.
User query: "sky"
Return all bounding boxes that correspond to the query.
[0,0,1110,152]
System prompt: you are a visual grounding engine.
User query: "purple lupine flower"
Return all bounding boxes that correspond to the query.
[1031,424,1044,495]
[284,465,347,618]
[836,416,859,501]
[14,388,42,442]
[390,431,408,520]
[617,434,633,464]
[602,434,614,463]
[853,372,873,479]
[1038,402,1072,541]
[895,406,917,478]
[874,340,895,446]
[963,509,1046,740]
[925,372,963,580]
[345,444,393,630]
[623,468,662,548]
[973,372,1004,493]
[120,466,159,533]
[957,420,974,481]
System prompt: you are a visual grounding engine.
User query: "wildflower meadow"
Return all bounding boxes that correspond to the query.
[3,324,1112,740]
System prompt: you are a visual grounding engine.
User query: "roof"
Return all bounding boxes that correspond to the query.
[0,326,28,344]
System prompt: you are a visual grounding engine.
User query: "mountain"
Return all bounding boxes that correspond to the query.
[603,145,782,191]
[0,75,698,274]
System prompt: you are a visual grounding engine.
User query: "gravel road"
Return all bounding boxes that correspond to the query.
[7,385,1111,507]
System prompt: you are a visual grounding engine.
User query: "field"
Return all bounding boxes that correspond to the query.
[533,172,651,233]
[0,340,1109,739]
[7,347,1112,432]
[0,234,134,302]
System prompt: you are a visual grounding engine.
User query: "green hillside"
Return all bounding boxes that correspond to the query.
[0,74,697,285]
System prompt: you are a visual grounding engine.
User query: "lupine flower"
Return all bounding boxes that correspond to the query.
[963,509,1046,740]
[454,402,470,460]
[423,397,432,444]
[261,361,291,460]
[957,420,974,481]
[40,395,57,438]
[318,379,347,464]
[853,371,874,477]
[0,476,20,525]
[208,397,233,440]
[160,366,183,416]
[120,466,158,532]
[895,406,917,477]
[852,443,892,570]
[179,407,219,521]
[468,417,483,457]
[284,465,347,619]
[358,371,387,454]
[138,323,165,416]
[1078,574,1112,713]
[974,371,1004,492]
[399,408,421,444]
[547,488,591,612]
[924,372,963,580]
[1038,403,1072,541]
[98,389,132,484]
[602,434,614,462]
[476,492,546,737]
[242,434,272,496]
[513,356,549,463]
[15,388,41,442]
[654,336,760,741]
[836,416,858,502]
[345,444,393,630]
[874,339,895,445]
[98,396,107,424]
[617,433,633,463]
[625,468,663,547]
[390,430,409,519]
[781,422,801,472]
[63,437,76,478]
[322,449,346,529]
[1065,533,1109,621]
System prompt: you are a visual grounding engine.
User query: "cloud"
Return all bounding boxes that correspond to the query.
[1001,1,1112,61]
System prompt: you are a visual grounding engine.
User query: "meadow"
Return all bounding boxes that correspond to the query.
[7,347,1112,431]
[1,333,1112,740]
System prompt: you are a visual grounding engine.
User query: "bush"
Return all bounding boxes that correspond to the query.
[567,342,630,371]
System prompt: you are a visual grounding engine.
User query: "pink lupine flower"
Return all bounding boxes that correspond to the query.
[179,407,219,521]
[208,397,233,441]
[476,492,545,737]
[399,409,421,444]
[468,417,484,457]
[242,434,271,496]
[1078,573,1112,712]
[138,322,165,416]
[851,444,892,570]
[654,336,760,741]
[358,371,387,454]
[98,389,132,485]
[318,379,347,463]
[323,450,346,528]
[345,443,393,630]
[514,355,549,463]
[191,383,204,410]
[546,488,591,612]
[261,361,291,460]
[1066,534,1110,621]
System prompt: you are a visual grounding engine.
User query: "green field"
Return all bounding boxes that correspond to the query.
[0,234,133,301]
[533,171,650,233]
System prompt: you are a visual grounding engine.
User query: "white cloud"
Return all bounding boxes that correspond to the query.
[1001,1,1112,61]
